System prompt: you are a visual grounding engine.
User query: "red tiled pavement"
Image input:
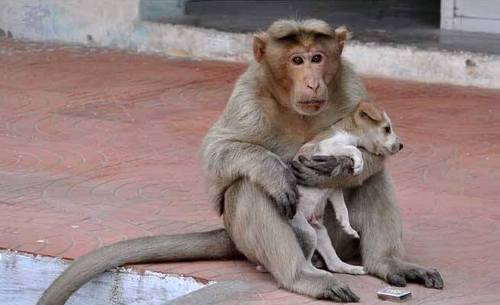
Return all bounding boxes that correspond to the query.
[0,39,499,304]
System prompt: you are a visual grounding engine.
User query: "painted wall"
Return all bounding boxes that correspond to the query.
[441,0,500,34]
[1,0,141,47]
[0,0,251,59]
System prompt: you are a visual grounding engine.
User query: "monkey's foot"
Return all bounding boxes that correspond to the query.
[323,281,360,303]
[385,261,444,289]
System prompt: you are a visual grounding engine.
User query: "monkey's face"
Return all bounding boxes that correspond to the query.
[354,102,404,156]
[285,46,338,116]
[252,20,347,116]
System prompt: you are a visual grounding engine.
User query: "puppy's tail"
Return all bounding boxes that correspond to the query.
[37,229,240,305]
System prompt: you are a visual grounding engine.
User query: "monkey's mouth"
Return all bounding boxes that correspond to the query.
[298,99,326,106]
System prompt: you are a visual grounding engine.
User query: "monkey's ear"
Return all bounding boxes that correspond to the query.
[335,26,352,54]
[355,101,383,123]
[253,32,268,63]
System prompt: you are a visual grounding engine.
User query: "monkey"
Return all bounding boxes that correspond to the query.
[289,101,403,276]
[37,19,443,305]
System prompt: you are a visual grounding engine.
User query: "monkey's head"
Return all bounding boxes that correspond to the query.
[353,102,403,156]
[253,19,350,116]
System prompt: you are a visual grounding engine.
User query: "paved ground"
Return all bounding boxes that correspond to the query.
[0,38,499,305]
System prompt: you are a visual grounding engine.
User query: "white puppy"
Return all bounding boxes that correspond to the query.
[291,101,403,275]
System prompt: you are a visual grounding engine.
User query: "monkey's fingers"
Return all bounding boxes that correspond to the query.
[290,161,317,186]
[300,155,355,177]
[325,284,360,302]
[298,155,335,175]
[285,192,298,218]
[330,156,355,176]
[310,155,336,162]
[272,183,298,219]
[290,161,305,181]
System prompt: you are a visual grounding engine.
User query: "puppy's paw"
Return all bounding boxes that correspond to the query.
[344,226,360,239]
[256,265,267,273]
[347,266,367,275]
[328,262,366,276]
[350,152,364,176]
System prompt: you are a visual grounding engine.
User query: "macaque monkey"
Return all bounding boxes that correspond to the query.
[37,19,442,305]
[290,101,403,276]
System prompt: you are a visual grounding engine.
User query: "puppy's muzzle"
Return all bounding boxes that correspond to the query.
[390,141,404,154]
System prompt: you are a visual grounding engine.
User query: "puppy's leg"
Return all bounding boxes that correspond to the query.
[328,190,359,239]
[224,180,360,302]
[315,224,366,275]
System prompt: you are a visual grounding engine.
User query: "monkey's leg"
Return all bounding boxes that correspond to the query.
[224,179,359,302]
[315,224,366,275]
[345,169,444,289]
[289,211,318,262]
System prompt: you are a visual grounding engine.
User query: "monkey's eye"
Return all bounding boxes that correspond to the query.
[292,56,304,65]
[311,54,322,63]
[384,126,391,134]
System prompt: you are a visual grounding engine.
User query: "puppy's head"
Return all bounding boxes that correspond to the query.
[353,102,403,156]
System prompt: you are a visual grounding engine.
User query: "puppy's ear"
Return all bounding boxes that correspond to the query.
[335,26,352,54]
[355,101,383,124]
[253,32,268,63]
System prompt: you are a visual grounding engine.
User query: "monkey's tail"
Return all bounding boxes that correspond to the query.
[37,229,239,305]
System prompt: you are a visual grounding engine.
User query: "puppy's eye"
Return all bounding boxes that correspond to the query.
[292,56,304,65]
[311,54,322,63]
[384,126,391,134]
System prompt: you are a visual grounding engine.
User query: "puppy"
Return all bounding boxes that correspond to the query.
[290,101,403,275]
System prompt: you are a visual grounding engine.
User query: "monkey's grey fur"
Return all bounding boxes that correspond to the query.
[37,19,442,305]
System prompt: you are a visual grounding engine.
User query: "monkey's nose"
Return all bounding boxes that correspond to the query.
[307,83,319,92]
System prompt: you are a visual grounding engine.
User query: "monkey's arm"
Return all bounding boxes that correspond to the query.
[291,149,384,188]
[203,139,298,218]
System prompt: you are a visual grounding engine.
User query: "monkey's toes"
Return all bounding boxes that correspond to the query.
[324,284,360,303]
[386,272,407,287]
[405,268,444,289]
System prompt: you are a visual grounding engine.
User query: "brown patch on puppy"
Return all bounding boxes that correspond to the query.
[354,101,384,125]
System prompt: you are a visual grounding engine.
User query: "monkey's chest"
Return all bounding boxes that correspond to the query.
[267,132,314,160]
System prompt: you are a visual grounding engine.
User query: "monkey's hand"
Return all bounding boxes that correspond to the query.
[291,155,354,188]
[264,163,299,219]
[292,149,384,188]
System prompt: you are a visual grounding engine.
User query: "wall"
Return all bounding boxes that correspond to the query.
[0,0,141,47]
[441,0,500,34]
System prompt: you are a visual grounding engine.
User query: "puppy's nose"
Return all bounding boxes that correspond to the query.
[391,143,403,153]
[399,143,404,151]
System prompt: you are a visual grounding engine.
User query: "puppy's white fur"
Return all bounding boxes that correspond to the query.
[291,104,401,275]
